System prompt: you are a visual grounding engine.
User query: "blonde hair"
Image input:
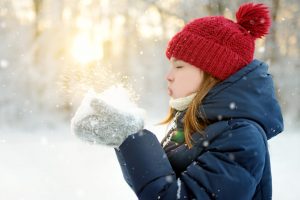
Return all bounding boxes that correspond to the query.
[160,72,221,148]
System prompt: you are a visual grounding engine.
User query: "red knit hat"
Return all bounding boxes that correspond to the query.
[165,3,271,80]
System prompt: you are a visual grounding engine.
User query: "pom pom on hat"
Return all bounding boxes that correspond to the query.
[165,2,272,80]
[236,3,271,39]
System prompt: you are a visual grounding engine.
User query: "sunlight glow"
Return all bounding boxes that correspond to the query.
[76,17,93,29]
[12,0,35,24]
[62,8,72,21]
[71,32,103,65]
[138,6,163,38]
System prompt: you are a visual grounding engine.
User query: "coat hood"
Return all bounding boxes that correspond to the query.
[200,59,284,140]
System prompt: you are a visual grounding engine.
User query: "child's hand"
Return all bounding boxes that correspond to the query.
[71,90,144,147]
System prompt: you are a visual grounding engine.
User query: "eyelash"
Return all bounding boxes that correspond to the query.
[176,66,183,69]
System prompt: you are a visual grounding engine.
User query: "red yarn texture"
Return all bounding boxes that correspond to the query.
[166,2,271,80]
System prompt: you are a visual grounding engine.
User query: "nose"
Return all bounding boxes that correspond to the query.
[165,68,174,82]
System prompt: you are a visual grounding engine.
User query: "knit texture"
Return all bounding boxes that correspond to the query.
[166,3,271,80]
[169,93,196,111]
[71,89,144,147]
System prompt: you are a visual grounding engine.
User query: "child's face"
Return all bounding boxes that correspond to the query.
[166,57,204,99]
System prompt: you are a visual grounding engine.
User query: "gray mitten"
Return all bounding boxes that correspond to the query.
[71,88,144,147]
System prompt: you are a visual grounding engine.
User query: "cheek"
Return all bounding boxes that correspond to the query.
[172,76,200,98]
[177,72,202,96]
[181,80,199,93]
[188,75,202,91]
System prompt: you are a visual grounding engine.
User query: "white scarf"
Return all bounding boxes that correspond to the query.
[169,93,197,111]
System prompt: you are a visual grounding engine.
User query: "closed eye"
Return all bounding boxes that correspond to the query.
[176,66,183,69]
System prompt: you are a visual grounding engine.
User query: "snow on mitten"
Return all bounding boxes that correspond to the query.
[71,87,144,147]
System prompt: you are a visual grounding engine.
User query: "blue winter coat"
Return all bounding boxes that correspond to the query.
[115,59,283,200]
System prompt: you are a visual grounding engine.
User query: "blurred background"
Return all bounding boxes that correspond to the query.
[0,0,299,199]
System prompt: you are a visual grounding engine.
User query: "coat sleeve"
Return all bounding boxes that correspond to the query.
[114,121,267,200]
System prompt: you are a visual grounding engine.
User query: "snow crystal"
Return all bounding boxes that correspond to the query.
[202,140,209,147]
[258,46,265,53]
[0,59,9,69]
[229,102,236,110]
[217,115,223,120]
[228,153,235,161]
[165,175,173,183]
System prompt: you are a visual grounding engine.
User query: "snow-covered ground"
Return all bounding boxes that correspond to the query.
[269,129,300,200]
[0,123,299,200]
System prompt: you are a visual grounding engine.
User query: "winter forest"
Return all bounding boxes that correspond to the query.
[0,0,299,199]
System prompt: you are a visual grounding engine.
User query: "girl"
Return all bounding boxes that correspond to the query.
[71,2,283,199]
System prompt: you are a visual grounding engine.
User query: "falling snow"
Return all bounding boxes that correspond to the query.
[0,59,9,68]
[229,102,236,110]
[0,0,300,199]
[202,140,209,147]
